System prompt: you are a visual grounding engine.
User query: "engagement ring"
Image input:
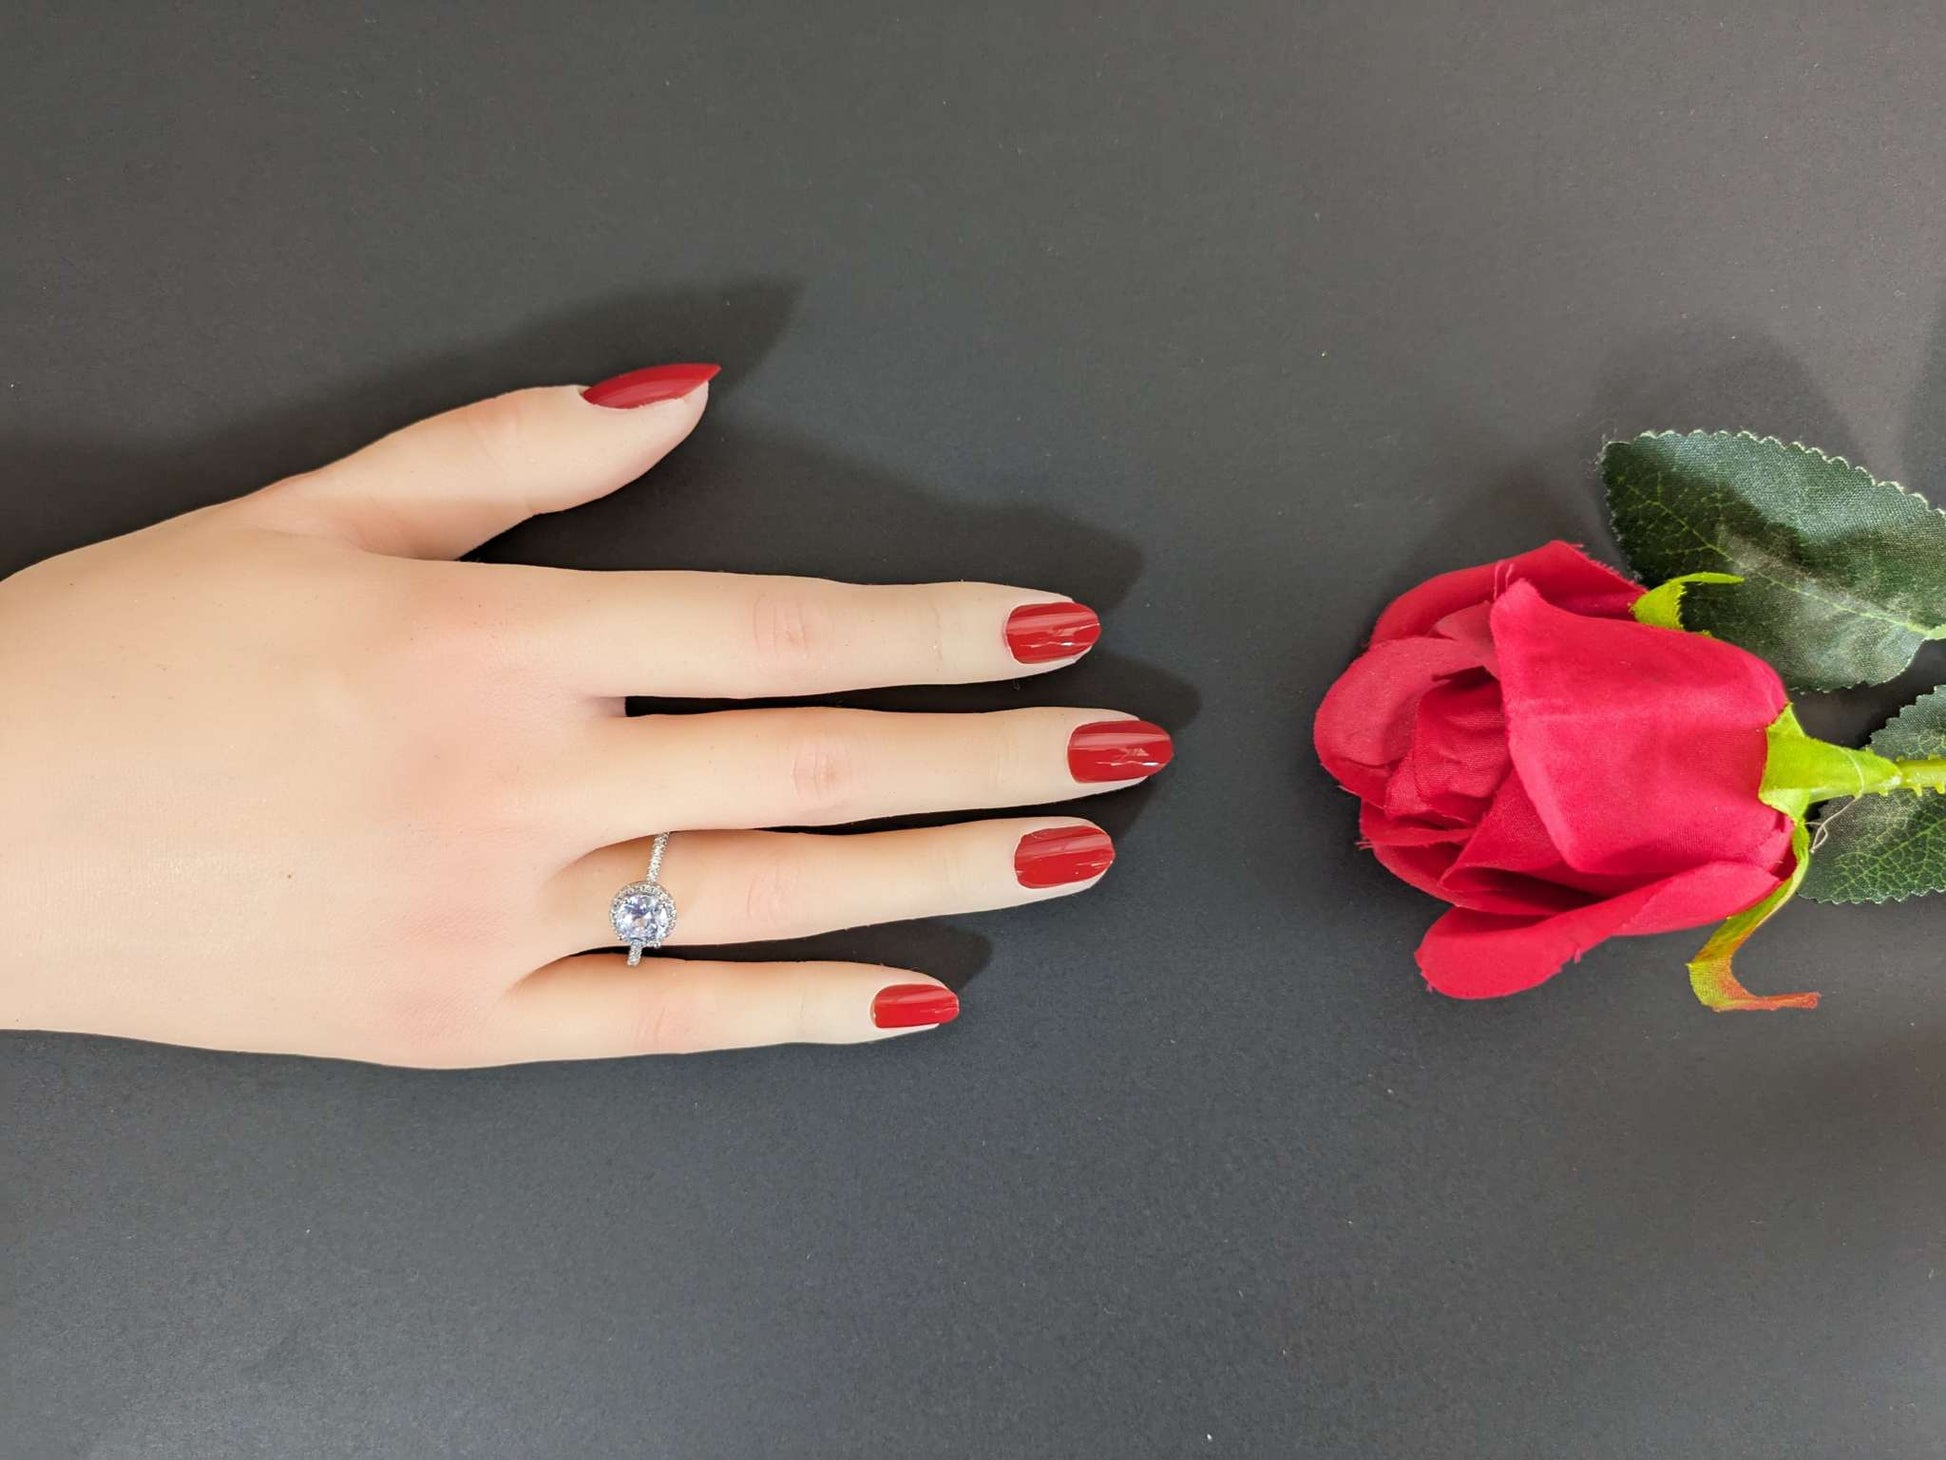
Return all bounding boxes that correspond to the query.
[610,832,677,966]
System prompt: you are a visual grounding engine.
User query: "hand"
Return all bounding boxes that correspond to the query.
[0,365,1170,1066]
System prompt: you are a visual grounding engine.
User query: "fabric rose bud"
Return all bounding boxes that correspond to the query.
[1314,542,1804,1005]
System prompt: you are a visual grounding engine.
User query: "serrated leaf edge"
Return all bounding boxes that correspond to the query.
[1871,684,1946,747]
[1604,429,1944,518]
[1602,431,1946,687]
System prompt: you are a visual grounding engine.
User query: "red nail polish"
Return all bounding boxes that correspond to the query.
[582,363,721,408]
[1006,602,1102,664]
[872,984,960,1029]
[1015,826,1116,888]
[1068,720,1173,782]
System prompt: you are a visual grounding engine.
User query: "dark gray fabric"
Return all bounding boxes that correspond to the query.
[4,3,1943,1455]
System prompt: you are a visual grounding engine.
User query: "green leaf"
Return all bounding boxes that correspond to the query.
[1799,687,1946,904]
[1603,431,1946,690]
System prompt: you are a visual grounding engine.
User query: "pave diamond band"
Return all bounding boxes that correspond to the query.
[610,832,676,966]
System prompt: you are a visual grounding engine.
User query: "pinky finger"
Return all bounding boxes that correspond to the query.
[477,957,959,1062]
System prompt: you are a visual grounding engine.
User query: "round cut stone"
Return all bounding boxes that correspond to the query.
[610,881,676,947]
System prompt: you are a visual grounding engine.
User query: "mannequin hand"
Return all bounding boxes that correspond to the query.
[0,366,1168,1065]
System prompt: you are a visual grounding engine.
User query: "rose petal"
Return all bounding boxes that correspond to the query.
[1445,772,1564,877]
[1428,773,1628,912]
[1490,581,1792,879]
[1415,860,1788,999]
[1371,541,1642,643]
[1359,800,1471,847]
[1440,772,1635,902]
[1314,637,1483,801]
[1426,602,1498,670]
[1367,789,1589,918]
[1378,841,1587,916]
[1370,839,1465,900]
[1394,671,1510,819]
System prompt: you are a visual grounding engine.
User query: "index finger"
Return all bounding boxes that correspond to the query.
[493,568,1102,698]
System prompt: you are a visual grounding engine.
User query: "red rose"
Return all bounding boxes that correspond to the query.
[1314,542,1795,998]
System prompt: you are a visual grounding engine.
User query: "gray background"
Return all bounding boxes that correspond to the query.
[4,2,1944,1456]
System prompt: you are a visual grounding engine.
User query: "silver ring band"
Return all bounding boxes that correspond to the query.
[609,832,677,966]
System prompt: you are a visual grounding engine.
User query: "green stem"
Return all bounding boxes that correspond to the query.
[1692,711,1938,1014]
[1760,707,1903,820]
[1883,757,1946,794]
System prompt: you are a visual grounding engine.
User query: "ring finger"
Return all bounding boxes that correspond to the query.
[543,818,1117,953]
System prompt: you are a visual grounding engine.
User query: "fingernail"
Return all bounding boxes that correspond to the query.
[872,983,960,1029]
[582,363,721,408]
[1068,720,1173,782]
[1015,826,1116,888]
[1006,602,1102,664]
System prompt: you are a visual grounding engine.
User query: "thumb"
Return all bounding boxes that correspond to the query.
[255,363,718,559]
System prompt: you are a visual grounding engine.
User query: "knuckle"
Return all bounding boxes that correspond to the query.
[395,566,527,676]
[749,585,837,682]
[740,851,804,939]
[789,978,816,1044]
[938,836,991,907]
[634,985,710,1056]
[916,586,952,676]
[455,392,546,504]
[984,717,1030,799]
[787,723,859,816]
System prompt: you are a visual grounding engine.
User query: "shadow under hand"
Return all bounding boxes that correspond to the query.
[555,418,1199,989]
[459,291,1200,987]
[575,415,1201,746]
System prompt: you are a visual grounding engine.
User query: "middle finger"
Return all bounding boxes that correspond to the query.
[561,707,1174,841]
